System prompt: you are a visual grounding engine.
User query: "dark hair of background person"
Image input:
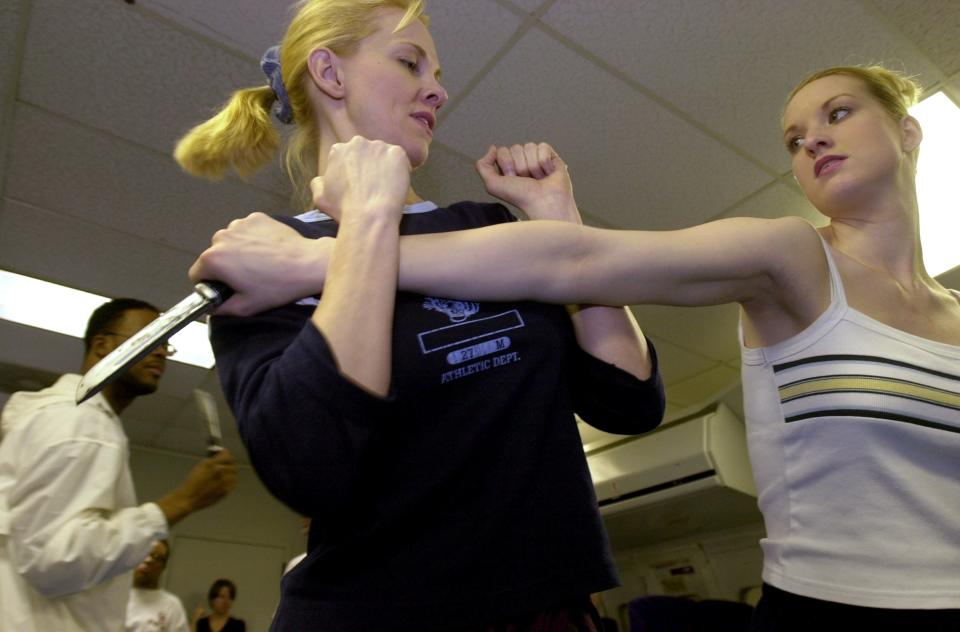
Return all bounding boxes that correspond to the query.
[83,298,160,352]
[207,578,237,604]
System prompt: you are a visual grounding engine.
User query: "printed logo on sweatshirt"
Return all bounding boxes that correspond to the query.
[417,296,525,384]
[422,298,480,323]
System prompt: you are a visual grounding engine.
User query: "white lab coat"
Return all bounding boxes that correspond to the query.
[0,374,168,631]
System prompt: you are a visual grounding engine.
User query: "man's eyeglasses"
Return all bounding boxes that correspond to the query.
[102,332,177,357]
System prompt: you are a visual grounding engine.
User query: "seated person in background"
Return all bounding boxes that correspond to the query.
[192,578,245,632]
[126,539,189,632]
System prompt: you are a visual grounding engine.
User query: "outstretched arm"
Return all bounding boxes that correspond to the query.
[192,206,813,311]
[399,215,800,306]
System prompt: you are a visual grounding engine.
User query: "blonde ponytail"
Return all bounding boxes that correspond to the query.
[174,85,279,179]
[174,0,427,210]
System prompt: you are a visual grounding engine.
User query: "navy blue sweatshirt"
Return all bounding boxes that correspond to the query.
[211,201,665,631]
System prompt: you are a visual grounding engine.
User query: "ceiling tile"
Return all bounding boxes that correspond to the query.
[505,0,547,13]
[662,401,685,422]
[412,142,496,209]
[633,303,741,363]
[139,0,291,56]
[717,179,824,225]
[420,0,523,100]
[0,320,82,378]
[439,27,772,231]
[20,0,275,179]
[0,197,196,305]
[644,335,717,386]
[540,0,945,173]
[665,364,741,409]
[6,105,286,267]
[870,0,960,76]
[0,0,24,132]
[945,76,960,107]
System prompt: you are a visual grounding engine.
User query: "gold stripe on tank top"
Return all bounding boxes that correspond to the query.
[779,375,960,409]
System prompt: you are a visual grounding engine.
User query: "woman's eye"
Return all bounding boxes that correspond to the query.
[786,136,804,153]
[829,106,851,123]
[399,58,418,71]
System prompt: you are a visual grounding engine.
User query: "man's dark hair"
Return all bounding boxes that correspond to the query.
[83,298,159,353]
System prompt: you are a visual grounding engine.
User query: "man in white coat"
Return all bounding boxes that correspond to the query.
[0,298,238,631]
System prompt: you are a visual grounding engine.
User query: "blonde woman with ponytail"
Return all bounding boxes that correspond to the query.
[178,1,664,630]
[193,64,960,629]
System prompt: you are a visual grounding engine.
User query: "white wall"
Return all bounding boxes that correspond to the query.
[129,446,304,632]
[597,522,765,630]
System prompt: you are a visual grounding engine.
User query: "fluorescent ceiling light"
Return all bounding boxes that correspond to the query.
[0,270,215,368]
[911,91,960,277]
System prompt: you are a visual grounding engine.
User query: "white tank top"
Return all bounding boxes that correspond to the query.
[739,236,960,609]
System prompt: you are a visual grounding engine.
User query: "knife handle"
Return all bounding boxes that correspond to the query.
[196,281,235,307]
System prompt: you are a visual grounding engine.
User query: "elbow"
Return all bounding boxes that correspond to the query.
[13,548,83,598]
[576,367,667,435]
[576,396,665,436]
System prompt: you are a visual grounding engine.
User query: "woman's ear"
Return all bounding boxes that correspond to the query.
[307,48,345,99]
[900,114,923,153]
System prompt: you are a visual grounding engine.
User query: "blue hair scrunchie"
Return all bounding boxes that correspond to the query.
[260,45,294,125]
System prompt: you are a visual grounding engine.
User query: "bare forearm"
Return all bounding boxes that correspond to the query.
[313,212,400,397]
[397,217,789,309]
[397,220,590,302]
[154,493,194,527]
[394,221,664,305]
[569,305,652,380]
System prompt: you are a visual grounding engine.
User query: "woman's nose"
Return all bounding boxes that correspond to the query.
[804,132,832,157]
[423,80,448,110]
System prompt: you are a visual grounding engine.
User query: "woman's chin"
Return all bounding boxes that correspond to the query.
[408,146,429,170]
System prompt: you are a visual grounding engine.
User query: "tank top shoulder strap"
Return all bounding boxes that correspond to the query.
[814,231,848,310]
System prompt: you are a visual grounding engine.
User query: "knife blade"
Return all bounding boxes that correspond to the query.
[193,388,225,456]
[75,281,233,404]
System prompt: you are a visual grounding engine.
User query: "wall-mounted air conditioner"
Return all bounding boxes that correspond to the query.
[587,403,762,549]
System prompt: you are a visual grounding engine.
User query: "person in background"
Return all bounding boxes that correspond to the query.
[192,64,960,630]
[192,578,245,632]
[175,0,664,629]
[126,539,190,632]
[0,298,238,632]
